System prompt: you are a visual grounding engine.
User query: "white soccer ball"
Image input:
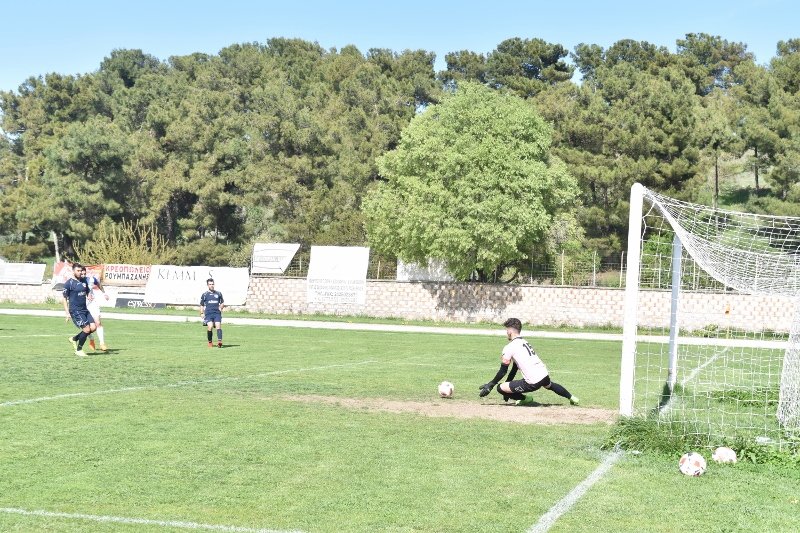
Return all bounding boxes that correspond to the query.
[438,381,454,398]
[712,446,737,464]
[678,452,707,476]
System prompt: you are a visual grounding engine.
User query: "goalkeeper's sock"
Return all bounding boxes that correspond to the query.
[548,382,572,399]
[508,392,526,401]
[207,330,213,342]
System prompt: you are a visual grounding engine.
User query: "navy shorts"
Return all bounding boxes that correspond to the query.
[71,309,94,329]
[204,311,222,324]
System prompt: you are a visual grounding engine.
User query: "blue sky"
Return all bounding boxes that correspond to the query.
[1,0,797,93]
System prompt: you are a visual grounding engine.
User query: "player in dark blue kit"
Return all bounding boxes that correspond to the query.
[62,262,97,357]
[199,278,225,348]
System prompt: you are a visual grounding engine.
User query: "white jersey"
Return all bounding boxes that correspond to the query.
[86,275,103,316]
[501,337,548,384]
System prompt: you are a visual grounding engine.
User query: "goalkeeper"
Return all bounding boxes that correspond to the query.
[478,318,579,406]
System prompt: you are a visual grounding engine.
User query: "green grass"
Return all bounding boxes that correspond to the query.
[553,453,800,533]
[2,300,630,333]
[0,313,798,532]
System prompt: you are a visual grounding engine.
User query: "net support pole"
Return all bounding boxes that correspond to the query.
[620,183,645,416]
[667,235,683,392]
[778,298,800,431]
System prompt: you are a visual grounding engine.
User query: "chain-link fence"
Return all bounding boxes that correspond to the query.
[256,251,628,287]
[274,253,399,280]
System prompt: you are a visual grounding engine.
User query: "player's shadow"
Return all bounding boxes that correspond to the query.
[218,344,240,349]
[498,400,559,407]
[98,349,122,355]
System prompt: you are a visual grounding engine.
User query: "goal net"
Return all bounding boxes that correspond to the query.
[620,183,800,449]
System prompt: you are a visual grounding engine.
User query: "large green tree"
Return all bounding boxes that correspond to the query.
[363,82,578,280]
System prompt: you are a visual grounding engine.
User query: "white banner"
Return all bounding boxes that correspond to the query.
[0,263,46,284]
[307,246,370,305]
[396,259,454,282]
[103,264,151,286]
[251,243,301,274]
[144,266,250,305]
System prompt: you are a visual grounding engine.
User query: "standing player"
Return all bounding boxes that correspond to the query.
[199,278,224,348]
[62,263,97,357]
[478,318,579,406]
[82,266,110,352]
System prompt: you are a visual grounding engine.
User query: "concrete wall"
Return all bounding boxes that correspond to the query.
[1,278,794,332]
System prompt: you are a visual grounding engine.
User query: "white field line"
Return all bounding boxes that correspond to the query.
[0,507,301,533]
[0,308,788,349]
[659,347,732,416]
[0,360,377,408]
[0,334,71,338]
[681,347,731,386]
[526,450,623,533]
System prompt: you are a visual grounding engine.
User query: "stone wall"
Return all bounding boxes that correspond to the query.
[1,278,794,332]
[246,277,795,332]
[0,283,54,304]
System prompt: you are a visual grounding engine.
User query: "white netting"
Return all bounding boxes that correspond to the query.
[646,190,800,295]
[629,186,800,448]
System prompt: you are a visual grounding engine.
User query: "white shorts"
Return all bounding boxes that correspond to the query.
[87,303,101,322]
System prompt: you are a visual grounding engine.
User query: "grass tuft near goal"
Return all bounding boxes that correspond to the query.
[619,183,800,450]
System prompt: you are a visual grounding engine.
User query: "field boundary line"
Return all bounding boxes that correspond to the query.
[0,507,302,533]
[659,347,732,416]
[526,450,622,533]
[681,346,731,386]
[0,360,377,408]
[0,308,788,348]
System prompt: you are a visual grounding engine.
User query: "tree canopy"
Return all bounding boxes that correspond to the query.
[363,82,577,280]
[1,33,800,273]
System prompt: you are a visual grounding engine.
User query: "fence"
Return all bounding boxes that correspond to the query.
[262,250,734,292]
[256,251,626,287]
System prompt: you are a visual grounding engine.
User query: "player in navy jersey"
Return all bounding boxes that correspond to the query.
[62,263,97,357]
[199,278,225,348]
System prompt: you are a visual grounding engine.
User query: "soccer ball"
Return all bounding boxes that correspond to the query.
[438,381,454,398]
[678,452,707,476]
[712,446,737,464]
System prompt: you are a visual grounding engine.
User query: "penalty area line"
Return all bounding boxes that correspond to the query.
[526,450,623,533]
[0,360,378,408]
[0,507,302,533]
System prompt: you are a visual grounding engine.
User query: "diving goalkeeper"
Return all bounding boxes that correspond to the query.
[478,318,579,406]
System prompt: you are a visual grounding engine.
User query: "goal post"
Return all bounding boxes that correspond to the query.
[620,183,800,449]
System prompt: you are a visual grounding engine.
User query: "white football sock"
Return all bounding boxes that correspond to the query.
[97,326,105,344]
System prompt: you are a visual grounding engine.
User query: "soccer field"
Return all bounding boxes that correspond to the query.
[1,314,798,532]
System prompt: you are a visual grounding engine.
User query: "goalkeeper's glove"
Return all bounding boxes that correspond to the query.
[478,382,495,397]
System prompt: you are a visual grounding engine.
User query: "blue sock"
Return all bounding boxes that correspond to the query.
[217,328,222,341]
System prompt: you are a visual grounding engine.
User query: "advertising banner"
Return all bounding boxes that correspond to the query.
[396,259,454,282]
[103,264,151,286]
[0,263,46,284]
[51,262,103,289]
[306,246,369,305]
[143,265,250,305]
[251,243,301,274]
